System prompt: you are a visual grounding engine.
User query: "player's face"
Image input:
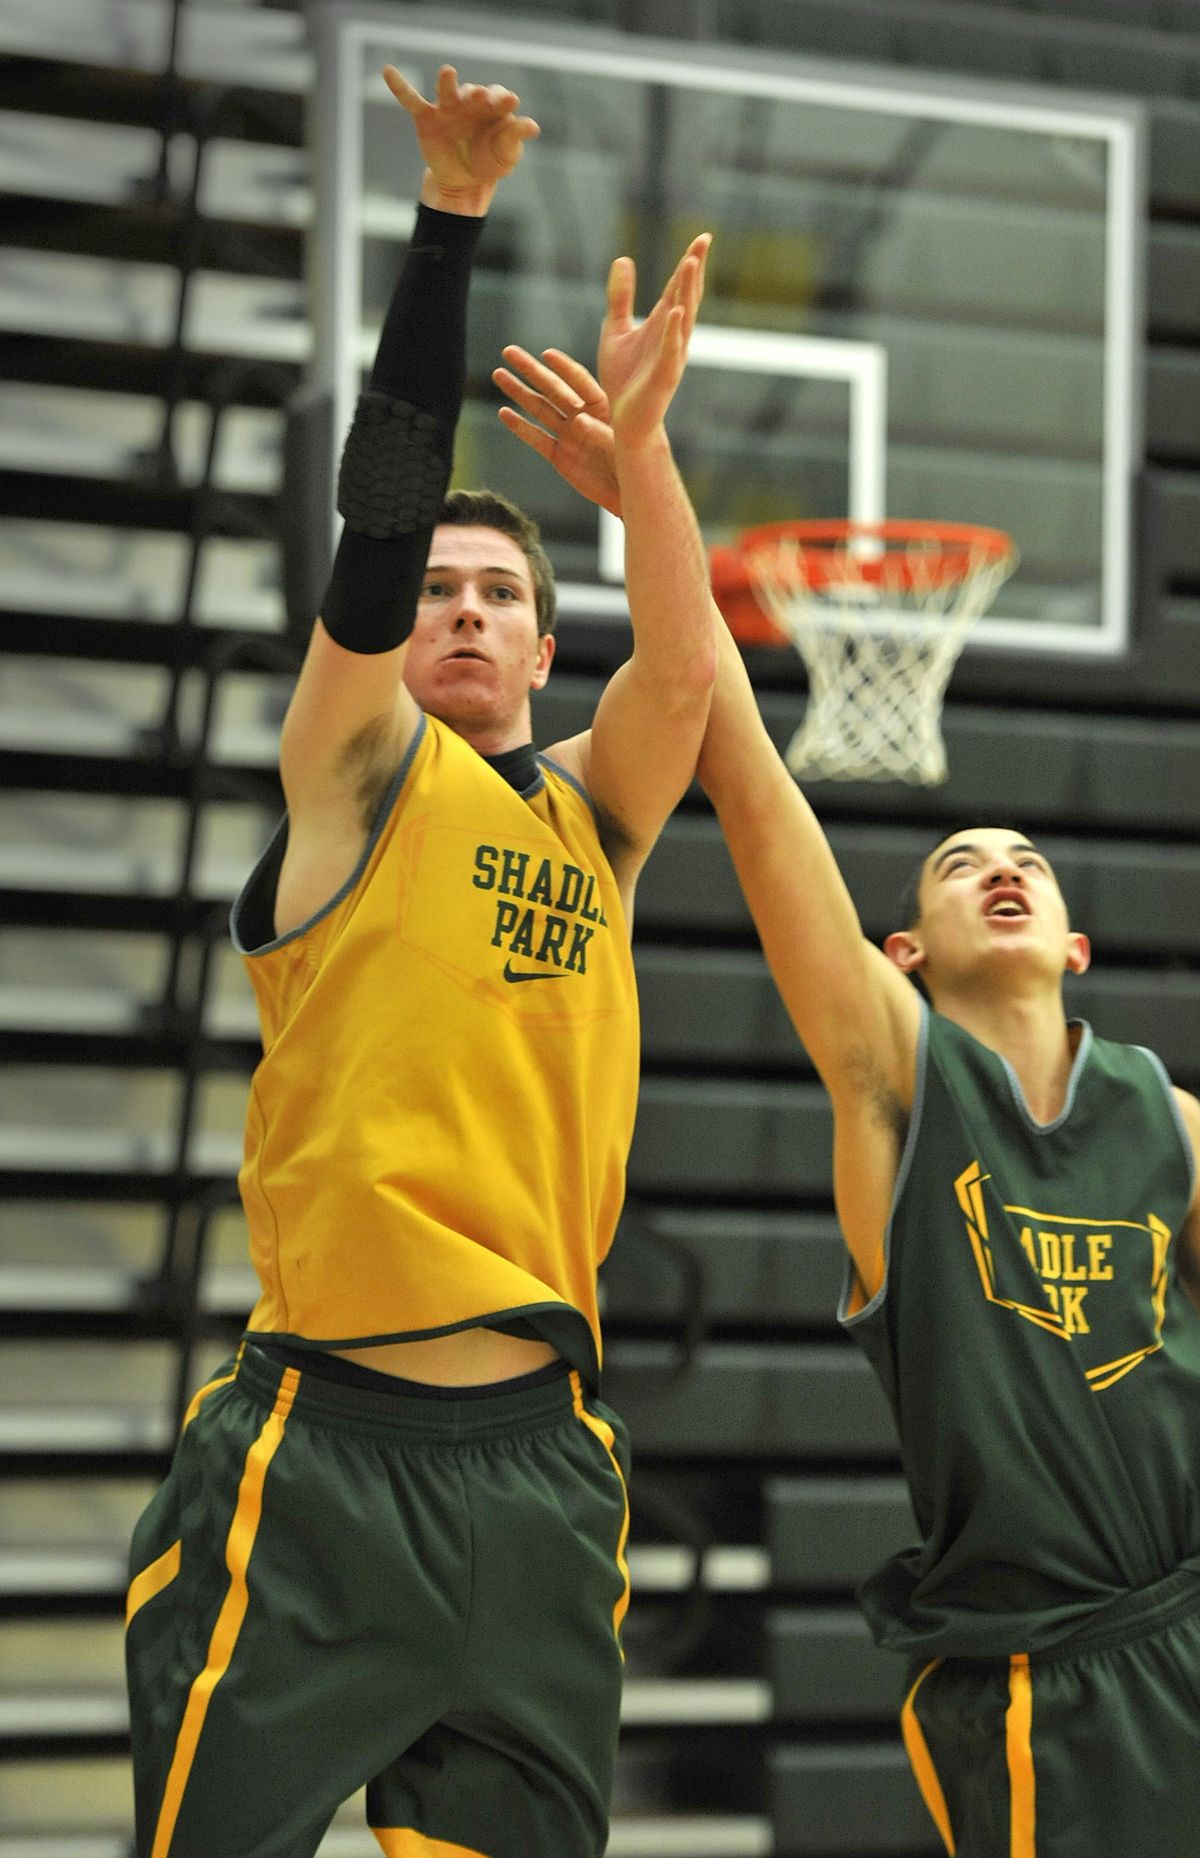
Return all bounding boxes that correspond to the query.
[909,826,1089,991]
[403,526,554,742]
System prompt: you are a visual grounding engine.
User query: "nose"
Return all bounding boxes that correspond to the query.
[986,858,1023,887]
[452,594,485,631]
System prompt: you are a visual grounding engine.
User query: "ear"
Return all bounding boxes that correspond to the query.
[530,632,555,691]
[883,929,925,975]
[1065,931,1091,976]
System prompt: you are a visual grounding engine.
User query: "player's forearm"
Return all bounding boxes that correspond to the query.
[320,204,485,653]
[698,615,786,820]
[613,430,717,701]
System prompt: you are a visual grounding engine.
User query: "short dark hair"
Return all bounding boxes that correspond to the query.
[437,488,557,636]
[893,820,1037,930]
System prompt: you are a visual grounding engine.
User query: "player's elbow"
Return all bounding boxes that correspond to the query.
[661,634,720,710]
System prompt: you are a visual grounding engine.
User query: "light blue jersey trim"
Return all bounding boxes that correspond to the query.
[999,1018,1093,1134]
[838,995,930,1329]
[230,713,428,958]
[1136,1044,1197,1204]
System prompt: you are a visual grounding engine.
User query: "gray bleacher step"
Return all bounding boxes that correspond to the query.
[0,108,419,241]
[640,814,1200,957]
[0,1548,128,1597]
[0,384,282,496]
[0,1695,129,1738]
[769,1739,936,1855]
[0,1841,128,1858]
[1025,0,1200,29]
[748,0,1199,93]
[767,1476,916,1590]
[769,1608,906,1720]
[0,989,149,1036]
[0,1065,246,1177]
[0,518,282,629]
[608,1343,894,1457]
[0,112,311,229]
[0,249,308,362]
[0,657,287,769]
[0,1269,140,1312]
[0,789,271,901]
[0,0,311,93]
[0,1822,773,1858]
[0,1410,173,1453]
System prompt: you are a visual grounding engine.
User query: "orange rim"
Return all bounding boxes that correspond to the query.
[739,519,1015,592]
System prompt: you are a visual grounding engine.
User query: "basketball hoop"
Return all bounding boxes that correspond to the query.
[739,519,1018,784]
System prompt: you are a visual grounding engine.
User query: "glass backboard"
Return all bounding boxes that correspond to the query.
[310,5,1145,655]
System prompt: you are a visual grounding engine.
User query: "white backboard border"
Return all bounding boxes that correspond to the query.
[309,3,1147,658]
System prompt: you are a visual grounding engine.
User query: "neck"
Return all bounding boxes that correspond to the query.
[933,984,1079,1124]
[444,707,535,759]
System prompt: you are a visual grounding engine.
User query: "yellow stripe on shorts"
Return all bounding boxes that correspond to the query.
[150,1364,299,1858]
[569,1369,631,1652]
[180,1341,246,1432]
[125,1539,181,1629]
[900,1658,956,1855]
[1006,1653,1037,1858]
[372,1832,492,1857]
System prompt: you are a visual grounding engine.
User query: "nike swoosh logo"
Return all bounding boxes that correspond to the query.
[503,961,569,984]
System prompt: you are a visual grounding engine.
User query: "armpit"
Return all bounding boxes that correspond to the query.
[842,1043,908,1139]
[336,714,400,828]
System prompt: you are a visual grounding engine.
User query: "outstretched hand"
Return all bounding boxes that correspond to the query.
[599,233,711,450]
[493,347,621,517]
[383,63,539,214]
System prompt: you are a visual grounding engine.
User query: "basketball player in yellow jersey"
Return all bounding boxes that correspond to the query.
[124,64,716,1858]
[497,342,1200,1858]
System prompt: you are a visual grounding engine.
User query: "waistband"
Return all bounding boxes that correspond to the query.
[237,1342,579,1445]
[1032,1567,1200,1665]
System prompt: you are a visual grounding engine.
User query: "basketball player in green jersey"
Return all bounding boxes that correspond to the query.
[495,343,1200,1858]
[125,66,717,1858]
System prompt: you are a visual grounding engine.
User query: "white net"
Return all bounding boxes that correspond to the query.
[745,524,1017,784]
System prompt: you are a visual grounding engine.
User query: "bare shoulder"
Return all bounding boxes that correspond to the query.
[1169,1088,1200,1304]
[540,730,587,786]
[828,940,924,1116]
[541,727,644,911]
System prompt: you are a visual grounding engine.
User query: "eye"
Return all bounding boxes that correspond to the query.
[421,579,450,599]
[490,584,519,601]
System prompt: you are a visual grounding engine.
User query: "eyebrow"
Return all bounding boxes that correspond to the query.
[424,562,527,580]
[930,840,1042,875]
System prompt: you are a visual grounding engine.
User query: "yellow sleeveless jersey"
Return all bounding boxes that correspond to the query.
[230,713,640,1384]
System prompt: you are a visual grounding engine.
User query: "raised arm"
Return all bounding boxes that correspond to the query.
[513,240,718,898]
[274,65,537,938]
[1172,1088,1200,1310]
[495,343,920,1295]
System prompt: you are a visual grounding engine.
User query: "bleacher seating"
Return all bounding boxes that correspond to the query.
[3,1,1200,1855]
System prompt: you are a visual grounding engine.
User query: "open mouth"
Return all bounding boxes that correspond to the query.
[985,894,1030,919]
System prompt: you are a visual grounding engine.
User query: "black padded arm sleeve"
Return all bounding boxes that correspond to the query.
[320,203,486,653]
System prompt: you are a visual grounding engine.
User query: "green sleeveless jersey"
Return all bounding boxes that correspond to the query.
[842,1001,1200,1659]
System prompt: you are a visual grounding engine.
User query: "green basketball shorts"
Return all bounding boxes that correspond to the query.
[125,1344,631,1858]
[900,1568,1200,1858]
